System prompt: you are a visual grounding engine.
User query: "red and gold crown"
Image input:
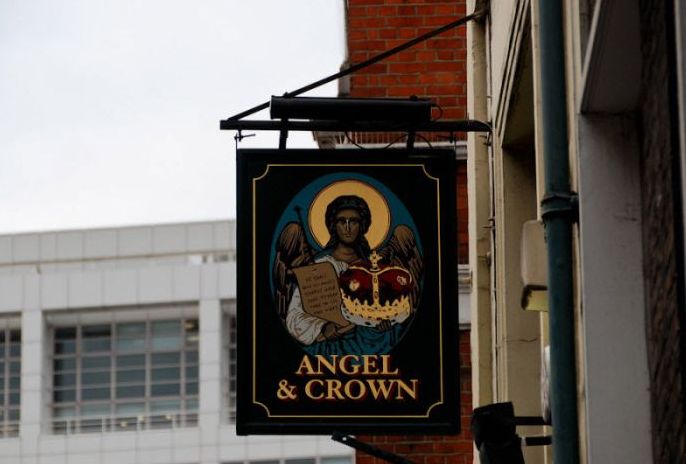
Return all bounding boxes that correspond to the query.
[338,251,413,327]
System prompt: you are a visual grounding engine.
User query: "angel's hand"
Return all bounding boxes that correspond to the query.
[322,322,343,340]
[375,320,393,332]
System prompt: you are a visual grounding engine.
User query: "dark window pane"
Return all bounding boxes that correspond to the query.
[152,367,179,382]
[55,328,76,340]
[10,331,20,342]
[116,338,145,352]
[9,362,20,374]
[9,343,20,357]
[116,354,145,368]
[54,373,76,387]
[151,383,180,397]
[9,376,20,389]
[54,358,76,371]
[185,350,198,363]
[81,371,110,386]
[151,352,180,365]
[186,398,198,411]
[82,325,111,338]
[9,393,19,405]
[150,399,180,413]
[116,385,145,399]
[82,338,111,352]
[116,323,145,337]
[82,388,110,400]
[7,409,19,421]
[322,458,353,464]
[116,369,145,383]
[82,356,110,370]
[151,321,179,335]
[151,336,181,351]
[55,341,75,355]
[116,402,144,416]
[185,365,198,380]
[81,403,110,417]
[53,389,76,402]
[286,459,316,464]
[186,382,198,395]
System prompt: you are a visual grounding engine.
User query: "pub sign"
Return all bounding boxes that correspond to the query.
[236,148,459,435]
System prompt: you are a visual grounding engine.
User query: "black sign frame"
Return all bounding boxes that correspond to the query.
[236,148,459,435]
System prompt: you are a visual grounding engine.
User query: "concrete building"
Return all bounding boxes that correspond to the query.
[468,0,686,462]
[0,220,352,464]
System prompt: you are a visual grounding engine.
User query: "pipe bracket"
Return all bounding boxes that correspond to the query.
[541,192,578,222]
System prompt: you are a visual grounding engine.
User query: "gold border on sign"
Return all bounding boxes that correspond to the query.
[252,163,444,419]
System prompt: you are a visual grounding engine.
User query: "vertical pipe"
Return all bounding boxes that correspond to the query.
[536,1,580,463]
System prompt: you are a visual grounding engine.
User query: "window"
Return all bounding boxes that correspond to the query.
[51,318,198,434]
[224,457,352,464]
[225,313,237,422]
[0,327,20,437]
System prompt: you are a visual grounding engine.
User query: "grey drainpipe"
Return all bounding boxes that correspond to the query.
[536,1,580,463]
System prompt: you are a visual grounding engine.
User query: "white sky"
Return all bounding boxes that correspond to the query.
[0,0,345,234]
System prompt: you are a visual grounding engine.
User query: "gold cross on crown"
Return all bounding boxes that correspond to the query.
[369,250,381,270]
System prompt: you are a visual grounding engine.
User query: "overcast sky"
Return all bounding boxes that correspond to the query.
[0,0,345,234]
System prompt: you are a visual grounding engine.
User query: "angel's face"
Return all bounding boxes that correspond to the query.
[334,209,361,245]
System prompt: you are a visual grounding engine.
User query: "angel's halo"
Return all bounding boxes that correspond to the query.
[308,179,391,250]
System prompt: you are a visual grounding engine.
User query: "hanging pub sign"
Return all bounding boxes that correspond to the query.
[236,148,459,435]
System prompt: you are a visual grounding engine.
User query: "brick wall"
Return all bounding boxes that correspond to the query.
[345,3,472,460]
[638,0,686,462]
[346,0,467,123]
[346,0,469,265]
[355,330,473,464]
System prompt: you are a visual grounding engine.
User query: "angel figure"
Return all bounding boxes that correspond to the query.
[273,192,423,357]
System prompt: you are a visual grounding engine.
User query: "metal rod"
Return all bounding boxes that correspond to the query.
[220,119,491,133]
[513,416,547,426]
[522,436,553,447]
[536,0,580,462]
[331,432,416,464]
[223,9,487,122]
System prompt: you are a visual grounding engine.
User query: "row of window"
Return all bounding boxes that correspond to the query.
[0,315,237,436]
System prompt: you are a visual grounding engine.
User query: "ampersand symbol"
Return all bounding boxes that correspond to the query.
[276,380,297,400]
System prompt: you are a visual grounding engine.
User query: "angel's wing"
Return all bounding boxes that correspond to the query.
[379,225,424,309]
[272,222,314,319]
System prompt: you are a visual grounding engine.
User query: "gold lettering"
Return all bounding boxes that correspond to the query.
[395,379,419,400]
[304,379,325,400]
[344,379,367,400]
[326,379,345,400]
[380,355,399,375]
[362,355,379,375]
[339,355,360,375]
[295,356,315,375]
[367,379,395,399]
[317,355,338,375]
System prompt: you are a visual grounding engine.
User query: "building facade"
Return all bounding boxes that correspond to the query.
[468,0,686,462]
[0,221,353,464]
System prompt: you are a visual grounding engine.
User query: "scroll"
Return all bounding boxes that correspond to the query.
[292,263,350,327]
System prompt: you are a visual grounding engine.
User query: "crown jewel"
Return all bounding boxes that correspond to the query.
[339,251,413,327]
